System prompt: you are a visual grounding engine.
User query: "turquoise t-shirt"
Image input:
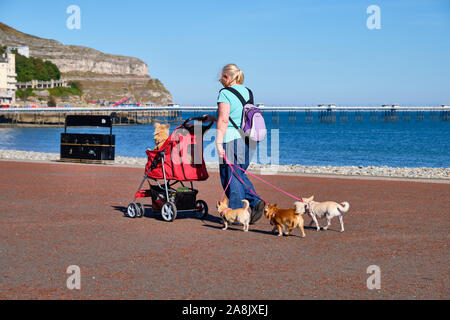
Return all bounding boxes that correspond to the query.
[217,84,250,143]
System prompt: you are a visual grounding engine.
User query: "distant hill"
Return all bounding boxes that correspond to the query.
[0,22,172,105]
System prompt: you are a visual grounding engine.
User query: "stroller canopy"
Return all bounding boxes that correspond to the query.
[145,118,213,181]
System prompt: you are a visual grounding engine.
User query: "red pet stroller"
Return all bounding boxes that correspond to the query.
[125,116,214,221]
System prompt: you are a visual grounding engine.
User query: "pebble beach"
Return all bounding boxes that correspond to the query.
[1,149,448,180]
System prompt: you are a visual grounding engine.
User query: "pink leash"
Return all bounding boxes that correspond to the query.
[221,154,303,203]
[220,171,233,201]
[221,154,266,203]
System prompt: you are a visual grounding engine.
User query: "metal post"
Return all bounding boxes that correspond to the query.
[160,151,170,202]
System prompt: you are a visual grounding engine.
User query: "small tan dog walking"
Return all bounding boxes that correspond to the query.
[264,203,306,237]
[216,198,251,232]
[296,196,350,232]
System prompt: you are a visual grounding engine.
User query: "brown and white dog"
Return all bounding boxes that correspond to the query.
[264,203,306,237]
[297,196,350,232]
[153,123,170,150]
[216,198,251,232]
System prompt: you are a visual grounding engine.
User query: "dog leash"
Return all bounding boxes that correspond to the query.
[220,152,234,201]
[220,173,232,202]
[222,154,303,203]
[221,154,267,203]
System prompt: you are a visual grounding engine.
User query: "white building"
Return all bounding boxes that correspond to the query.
[7,45,29,58]
[17,79,69,89]
[0,53,17,105]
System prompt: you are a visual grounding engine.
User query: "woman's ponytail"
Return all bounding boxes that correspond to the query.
[222,64,244,85]
[236,70,244,85]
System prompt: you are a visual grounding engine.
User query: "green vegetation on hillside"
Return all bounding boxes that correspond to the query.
[47,82,82,97]
[15,87,36,99]
[12,50,61,82]
[16,82,82,100]
[0,46,6,55]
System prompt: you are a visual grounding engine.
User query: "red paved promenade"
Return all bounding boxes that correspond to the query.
[0,160,448,299]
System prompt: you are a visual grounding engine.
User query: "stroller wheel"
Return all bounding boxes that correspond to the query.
[136,202,144,218]
[126,203,138,218]
[161,202,177,222]
[194,200,208,219]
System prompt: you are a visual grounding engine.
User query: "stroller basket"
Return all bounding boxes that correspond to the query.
[174,189,198,211]
[150,185,198,212]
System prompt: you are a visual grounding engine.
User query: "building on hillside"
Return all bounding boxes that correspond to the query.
[7,45,30,58]
[0,52,17,105]
[17,79,69,89]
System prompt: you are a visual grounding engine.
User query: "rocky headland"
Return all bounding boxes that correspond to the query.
[0,21,172,105]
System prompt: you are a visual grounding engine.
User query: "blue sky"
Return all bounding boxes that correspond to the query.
[1,0,449,105]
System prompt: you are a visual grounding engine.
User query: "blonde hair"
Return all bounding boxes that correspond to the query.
[222,64,244,85]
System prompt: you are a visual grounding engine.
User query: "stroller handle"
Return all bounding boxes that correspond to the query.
[181,115,214,129]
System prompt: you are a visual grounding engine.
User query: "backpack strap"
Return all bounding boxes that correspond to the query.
[218,87,253,143]
[221,87,248,107]
[247,88,254,105]
[223,87,254,105]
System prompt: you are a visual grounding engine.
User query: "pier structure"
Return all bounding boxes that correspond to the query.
[0,105,449,126]
[271,110,280,128]
[0,108,182,126]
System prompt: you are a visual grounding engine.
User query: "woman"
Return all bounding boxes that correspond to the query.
[214,64,264,224]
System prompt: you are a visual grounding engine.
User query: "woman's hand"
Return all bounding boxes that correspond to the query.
[216,144,225,158]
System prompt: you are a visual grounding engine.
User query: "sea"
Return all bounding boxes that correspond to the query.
[0,111,449,168]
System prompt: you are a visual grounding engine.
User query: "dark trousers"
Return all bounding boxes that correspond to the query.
[219,138,260,210]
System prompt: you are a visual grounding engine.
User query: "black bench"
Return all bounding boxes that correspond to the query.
[60,115,115,164]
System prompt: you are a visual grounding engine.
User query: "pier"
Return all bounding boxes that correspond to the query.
[0,108,182,126]
[0,105,449,126]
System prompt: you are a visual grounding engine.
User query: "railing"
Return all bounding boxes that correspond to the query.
[0,105,449,113]
[1,105,450,112]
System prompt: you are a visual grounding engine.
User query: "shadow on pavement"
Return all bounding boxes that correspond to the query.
[111,204,223,224]
[201,223,302,237]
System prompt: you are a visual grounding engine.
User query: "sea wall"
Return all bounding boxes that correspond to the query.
[1,149,448,180]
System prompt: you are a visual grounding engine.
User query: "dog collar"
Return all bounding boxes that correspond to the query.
[219,208,231,217]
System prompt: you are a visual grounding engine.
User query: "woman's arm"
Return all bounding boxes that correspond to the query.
[216,102,230,157]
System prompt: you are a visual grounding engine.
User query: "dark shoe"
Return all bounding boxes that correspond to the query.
[250,200,265,224]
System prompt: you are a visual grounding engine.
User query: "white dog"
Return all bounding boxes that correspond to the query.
[295,196,350,232]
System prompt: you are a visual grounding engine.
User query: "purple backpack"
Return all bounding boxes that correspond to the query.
[221,87,267,143]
